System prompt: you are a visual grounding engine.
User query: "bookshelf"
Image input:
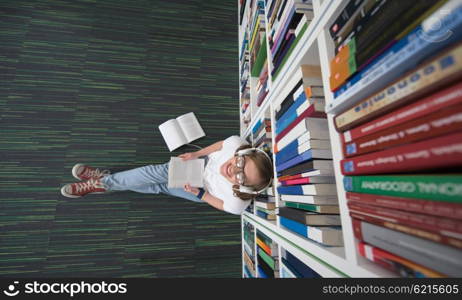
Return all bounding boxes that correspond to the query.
[239,0,462,278]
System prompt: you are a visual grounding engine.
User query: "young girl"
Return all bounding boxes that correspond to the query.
[61,136,273,215]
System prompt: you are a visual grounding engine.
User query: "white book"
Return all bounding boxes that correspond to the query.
[280,168,335,178]
[276,118,329,150]
[159,112,205,152]
[280,194,338,205]
[167,157,204,188]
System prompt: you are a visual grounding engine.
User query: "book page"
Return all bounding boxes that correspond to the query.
[176,112,206,143]
[158,119,188,152]
[168,157,204,188]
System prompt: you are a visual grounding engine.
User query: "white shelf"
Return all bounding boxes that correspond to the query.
[238,0,398,278]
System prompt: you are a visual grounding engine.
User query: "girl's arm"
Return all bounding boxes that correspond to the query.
[184,184,224,211]
[179,140,223,160]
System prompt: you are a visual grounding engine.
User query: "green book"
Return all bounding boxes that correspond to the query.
[343,175,462,203]
[251,33,267,77]
[283,201,340,214]
[258,247,275,270]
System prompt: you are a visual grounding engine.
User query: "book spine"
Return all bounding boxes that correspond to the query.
[343,103,462,157]
[350,212,462,250]
[343,81,462,143]
[348,202,462,237]
[327,2,462,114]
[343,175,462,203]
[275,79,303,119]
[329,0,365,38]
[276,149,313,172]
[280,177,312,186]
[352,219,462,276]
[341,132,462,175]
[275,105,325,143]
[275,137,300,163]
[335,46,462,133]
[276,92,307,134]
[346,192,462,220]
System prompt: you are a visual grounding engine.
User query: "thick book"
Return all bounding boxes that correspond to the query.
[348,201,462,238]
[158,112,205,152]
[335,45,462,132]
[350,211,462,250]
[276,138,331,164]
[357,242,445,278]
[278,169,335,181]
[340,132,462,175]
[278,160,333,177]
[276,116,328,150]
[167,157,204,188]
[326,0,462,114]
[342,80,462,144]
[284,201,340,214]
[346,192,462,220]
[279,207,341,226]
[280,216,343,246]
[343,174,462,203]
[280,194,338,205]
[256,209,276,221]
[282,249,321,278]
[343,102,462,157]
[278,183,337,196]
[275,130,311,154]
[280,176,336,186]
[352,219,462,276]
[276,149,332,172]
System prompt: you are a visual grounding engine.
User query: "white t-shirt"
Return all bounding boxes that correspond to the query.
[203,135,251,215]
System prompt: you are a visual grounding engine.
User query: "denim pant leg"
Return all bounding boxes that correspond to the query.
[100,163,204,203]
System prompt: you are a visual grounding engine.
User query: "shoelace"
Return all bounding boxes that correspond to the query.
[82,167,110,179]
[75,179,101,193]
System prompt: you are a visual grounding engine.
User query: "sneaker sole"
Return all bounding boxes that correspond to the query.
[61,185,81,198]
[72,163,85,181]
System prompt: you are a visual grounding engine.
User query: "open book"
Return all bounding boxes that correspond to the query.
[167,157,205,188]
[158,112,205,151]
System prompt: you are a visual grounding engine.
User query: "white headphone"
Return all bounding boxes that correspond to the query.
[233,147,273,195]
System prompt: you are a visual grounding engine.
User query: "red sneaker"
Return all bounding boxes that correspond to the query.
[72,164,110,181]
[61,178,107,198]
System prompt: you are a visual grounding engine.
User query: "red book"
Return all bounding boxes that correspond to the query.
[346,192,462,220]
[340,131,462,175]
[347,202,462,237]
[275,104,325,143]
[343,103,462,157]
[342,81,462,143]
[351,212,462,250]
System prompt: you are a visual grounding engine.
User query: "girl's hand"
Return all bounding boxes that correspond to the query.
[178,152,198,161]
[184,184,199,196]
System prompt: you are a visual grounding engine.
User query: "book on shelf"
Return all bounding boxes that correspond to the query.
[352,219,462,277]
[281,248,321,278]
[158,112,205,152]
[280,176,336,186]
[258,247,279,270]
[327,0,462,114]
[276,149,333,172]
[343,174,462,203]
[256,209,276,220]
[276,95,325,135]
[335,44,462,133]
[350,211,462,250]
[280,259,299,278]
[279,216,343,246]
[278,183,337,196]
[279,207,341,226]
[256,235,278,256]
[357,242,445,278]
[280,194,338,205]
[278,168,335,181]
[346,192,462,220]
[275,138,331,164]
[283,201,340,214]
[340,131,462,175]
[276,116,329,151]
[255,201,276,210]
[255,194,276,203]
[277,160,333,177]
[257,253,275,278]
[343,102,462,158]
[329,0,369,39]
[243,250,256,277]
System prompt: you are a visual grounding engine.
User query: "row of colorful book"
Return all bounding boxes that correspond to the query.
[280,248,321,278]
[272,64,343,247]
[243,220,256,278]
[266,0,315,80]
[328,0,462,277]
[256,230,279,278]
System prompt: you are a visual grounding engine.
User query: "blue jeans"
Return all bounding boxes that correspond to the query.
[100,163,204,203]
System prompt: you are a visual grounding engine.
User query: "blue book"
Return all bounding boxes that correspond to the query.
[277,183,336,196]
[284,251,321,278]
[256,209,268,219]
[275,92,307,134]
[252,119,262,135]
[275,138,300,163]
[279,216,343,246]
[276,149,314,172]
[257,266,268,278]
[328,1,462,113]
